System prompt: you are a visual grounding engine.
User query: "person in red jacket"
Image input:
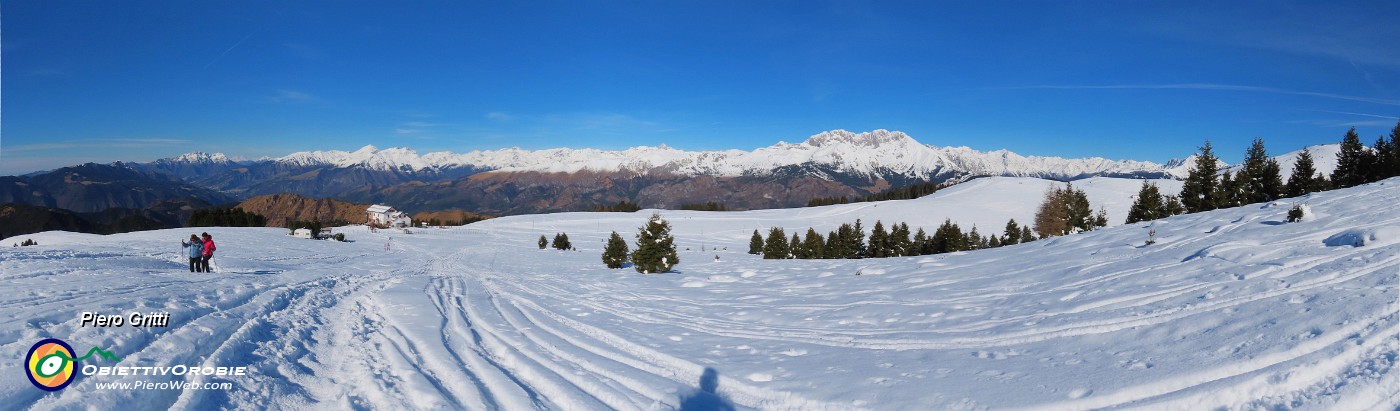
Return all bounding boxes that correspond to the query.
[200,232,217,273]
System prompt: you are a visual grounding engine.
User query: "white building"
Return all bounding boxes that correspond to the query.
[292,228,313,239]
[366,204,412,228]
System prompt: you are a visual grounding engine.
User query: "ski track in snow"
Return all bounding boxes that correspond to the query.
[1,177,1398,410]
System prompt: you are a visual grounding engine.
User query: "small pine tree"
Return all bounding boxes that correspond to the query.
[1126,181,1165,224]
[1163,195,1186,216]
[552,233,572,250]
[632,213,679,273]
[868,221,889,258]
[789,233,802,259]
[852,219,867,258]
[988,234,1001,248]
[748,230,763,255]
[602,231,629,268]
[1020,226,1036,243]
[1181,140,1221,213]
[890,223,912,257]
[1286,147,1321,197]
[1384,121,1400,178]
[802,228,825,260]
[1332,128,1373,188]
[1093,207,1108,229]
[825,230,841,259]
[966,226,982,250]
[1216,170,1241,209]
[1002,219,1020,245]
[538,235,548,250]
[912,227,929,255]
[763,227,789,259]
[1240,138,1283,203]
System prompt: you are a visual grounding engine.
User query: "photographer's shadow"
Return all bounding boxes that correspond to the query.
[679,367,735,411]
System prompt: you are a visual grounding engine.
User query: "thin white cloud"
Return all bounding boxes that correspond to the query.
[268,89,314,103]
[486,112,515,122]
[394,129,422,134]
[1309,110,1399,120]
[1011,83,1400,106]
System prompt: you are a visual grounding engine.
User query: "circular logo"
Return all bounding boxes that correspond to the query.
[26,338,76,391]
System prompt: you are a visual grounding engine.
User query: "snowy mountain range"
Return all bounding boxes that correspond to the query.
[3,129,1344,219]
[265,129,1178,180]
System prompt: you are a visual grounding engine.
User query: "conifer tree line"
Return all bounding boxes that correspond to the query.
[679,202,728,211]
[748,217,1037,260]
[807,181,954,207]
[593,200,641,212]
[1137,122,1400,225]
[421,216,488,226]
[188,208,268,227]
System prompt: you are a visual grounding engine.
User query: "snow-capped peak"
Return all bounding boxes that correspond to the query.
[164,152,233,164]
[802,129,918,148]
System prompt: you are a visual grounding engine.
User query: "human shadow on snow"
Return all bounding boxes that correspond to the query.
[678,367,735,411]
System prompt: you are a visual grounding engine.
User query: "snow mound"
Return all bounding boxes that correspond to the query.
[1323,226,1400,247]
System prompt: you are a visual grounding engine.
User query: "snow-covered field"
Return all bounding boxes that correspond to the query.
[2,177,1396,410]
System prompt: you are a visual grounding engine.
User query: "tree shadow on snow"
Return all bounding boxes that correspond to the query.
[678,367,735,411]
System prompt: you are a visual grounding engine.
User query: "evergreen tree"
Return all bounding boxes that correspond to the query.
[1020,226,1036,242]
[538,235,548,249]
[1239,138,1283,203]
[1216,170,1244,209]
[825,230,841,259]
[763,227,789,259]
[789,233,802,258]
[890,223,912,257]
[1163,195,1186,216]
[602,231,629,268]
[931,219,965,253]
[988,235,1001,248]
[552,232,572,250]
[1126,181,1166,224]
[1002,219,1021,245]
[966,226,982,250]
[868,221,889,258]
[1286,147,1321,197]
[802,228,825,260]
[1093,207,1108,229]
[913,227,929,255]
[1261,158,1284,201]
[1384,121,1400,178]
[852,219,867,258]
[1373,129,1399,180]
[632,213,679,273]
[1332,128,1373,188]
[1180,140,1221,213]
[748,230,764,255]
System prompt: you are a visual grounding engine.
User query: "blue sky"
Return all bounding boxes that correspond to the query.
[3,1,1398,175]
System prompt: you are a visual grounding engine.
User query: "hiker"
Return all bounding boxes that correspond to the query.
[200,232,217,273]
[181,234,203,272]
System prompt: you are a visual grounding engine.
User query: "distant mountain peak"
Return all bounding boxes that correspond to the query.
[167,152,232,164]
[803,129,916,148]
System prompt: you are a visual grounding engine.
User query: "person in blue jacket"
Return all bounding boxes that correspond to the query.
[182,234,204,272]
